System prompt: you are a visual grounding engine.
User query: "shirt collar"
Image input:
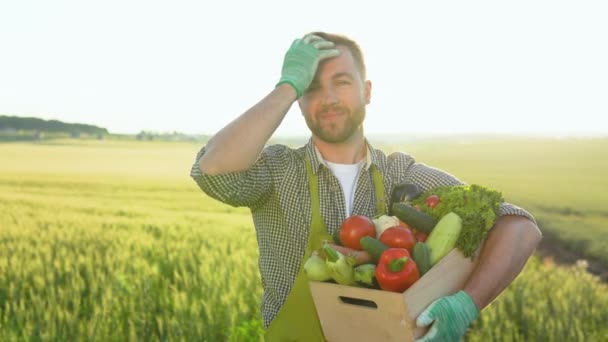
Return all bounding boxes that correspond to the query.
[304,137,384,174]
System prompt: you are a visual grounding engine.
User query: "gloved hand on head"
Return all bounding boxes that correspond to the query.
[277,34,340,98]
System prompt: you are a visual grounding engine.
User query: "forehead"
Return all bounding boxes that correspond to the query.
[315,45,361,80]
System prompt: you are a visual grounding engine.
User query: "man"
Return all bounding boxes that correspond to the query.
[191,32,542,341]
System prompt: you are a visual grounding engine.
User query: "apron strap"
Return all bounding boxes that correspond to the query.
[371,165,387,216]
[305,157,322,227]
[305,158,326,253]
[264,157,329,342]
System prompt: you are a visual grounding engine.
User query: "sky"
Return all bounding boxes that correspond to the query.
[1,0,606,137]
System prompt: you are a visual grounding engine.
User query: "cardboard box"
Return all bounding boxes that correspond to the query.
[309,249,478,342]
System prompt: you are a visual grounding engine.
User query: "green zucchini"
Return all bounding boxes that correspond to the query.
[426,212,462,265]
[359,236,390,262]
[391,203,438,233]
[412,242,432,276]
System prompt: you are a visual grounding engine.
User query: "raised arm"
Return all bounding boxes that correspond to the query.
[199,84,296,175]
[199,34,340,175]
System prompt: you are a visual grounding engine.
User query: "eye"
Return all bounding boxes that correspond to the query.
[306,84,320,93]
[336,79,351,86]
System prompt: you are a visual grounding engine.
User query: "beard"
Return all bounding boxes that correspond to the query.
[305,104,366,144]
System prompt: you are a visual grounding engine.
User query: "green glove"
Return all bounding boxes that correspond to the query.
[415,290,479,342]
[277,34,340,98]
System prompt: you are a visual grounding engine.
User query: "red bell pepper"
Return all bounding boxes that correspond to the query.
[375,248,420,292]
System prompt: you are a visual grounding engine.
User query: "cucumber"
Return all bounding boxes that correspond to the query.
[426,212,462,265]
[391,203,438,233]
[359,236,390,262]
[412,242,432,276]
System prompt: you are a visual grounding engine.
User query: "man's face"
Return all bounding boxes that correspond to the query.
[298,45,371,144]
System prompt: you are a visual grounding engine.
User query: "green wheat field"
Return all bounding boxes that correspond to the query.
[1,137,607,341]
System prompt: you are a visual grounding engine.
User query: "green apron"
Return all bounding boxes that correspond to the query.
[264,161,386,342]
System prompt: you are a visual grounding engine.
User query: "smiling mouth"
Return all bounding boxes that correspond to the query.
[324,113,341,119]
[320,110,345,120]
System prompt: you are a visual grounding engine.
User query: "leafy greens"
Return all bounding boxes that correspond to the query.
[412,184,504,258]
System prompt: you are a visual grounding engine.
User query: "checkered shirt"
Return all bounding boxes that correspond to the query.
[190,138,535,328]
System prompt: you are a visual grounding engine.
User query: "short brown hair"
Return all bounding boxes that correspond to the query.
[309,32,367,80]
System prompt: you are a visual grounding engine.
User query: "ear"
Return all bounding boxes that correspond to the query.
[364,80,372,104]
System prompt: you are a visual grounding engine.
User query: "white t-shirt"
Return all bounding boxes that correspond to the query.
[325,160,365,216]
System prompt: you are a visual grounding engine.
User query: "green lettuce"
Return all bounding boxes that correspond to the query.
[412,184,503,258]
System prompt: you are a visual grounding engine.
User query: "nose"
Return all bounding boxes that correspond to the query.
[321,86,339,105]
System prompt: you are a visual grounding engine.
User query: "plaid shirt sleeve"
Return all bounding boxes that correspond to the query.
[190,145,275,208]
[497,202,536,225]
[388,152,537,224]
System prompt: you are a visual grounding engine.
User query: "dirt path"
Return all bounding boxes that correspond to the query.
[535,234,608,283]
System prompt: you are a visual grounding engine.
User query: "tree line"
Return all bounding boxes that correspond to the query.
[0,115,109,135]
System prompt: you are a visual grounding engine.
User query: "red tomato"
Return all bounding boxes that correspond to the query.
[339,215,376,250]
[379,226,416,253]
[425,195,440,208]
[415,231,428,243]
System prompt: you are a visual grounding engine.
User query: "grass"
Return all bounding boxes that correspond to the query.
[0,136,607,341]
